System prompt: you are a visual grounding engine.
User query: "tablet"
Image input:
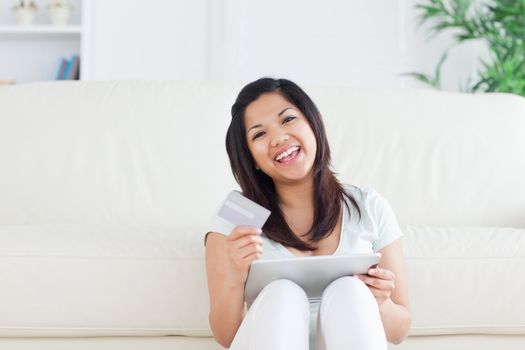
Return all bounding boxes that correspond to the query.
[244,253,381,306]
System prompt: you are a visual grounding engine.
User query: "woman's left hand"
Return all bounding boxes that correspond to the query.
[356,267,396,306]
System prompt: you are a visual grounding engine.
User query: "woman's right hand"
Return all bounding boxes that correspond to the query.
[226,226,264,287]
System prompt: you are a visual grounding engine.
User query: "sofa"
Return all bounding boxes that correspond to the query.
[0,80,524,350]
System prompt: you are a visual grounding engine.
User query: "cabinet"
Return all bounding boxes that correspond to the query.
[0,0,87,84]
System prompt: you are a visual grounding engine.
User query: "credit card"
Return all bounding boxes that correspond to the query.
[217,190,271,229]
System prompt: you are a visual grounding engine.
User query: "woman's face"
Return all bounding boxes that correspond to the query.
[244,92,317,185]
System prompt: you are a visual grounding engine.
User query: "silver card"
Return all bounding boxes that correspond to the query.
[217,191,271,229]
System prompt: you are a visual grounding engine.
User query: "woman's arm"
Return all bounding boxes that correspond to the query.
[205,227,263,348]
[357,239,411,344]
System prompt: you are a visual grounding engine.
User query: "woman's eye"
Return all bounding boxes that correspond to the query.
[283,116,296,124]
[253,131,265,140]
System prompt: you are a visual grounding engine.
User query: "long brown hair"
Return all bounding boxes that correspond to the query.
[226,78,360,251]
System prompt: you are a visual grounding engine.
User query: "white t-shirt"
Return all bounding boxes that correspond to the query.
[207,185,403,256]
[207,185,403,348]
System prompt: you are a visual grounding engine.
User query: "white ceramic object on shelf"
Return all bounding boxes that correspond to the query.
[49,0,73,26]
[49,6,72,25]
[13,2,38,26]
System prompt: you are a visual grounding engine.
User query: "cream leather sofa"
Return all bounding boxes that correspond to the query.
[0,81,524,350]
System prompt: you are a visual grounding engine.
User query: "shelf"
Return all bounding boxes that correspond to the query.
[0,25,81,35]
[0,0,86,83]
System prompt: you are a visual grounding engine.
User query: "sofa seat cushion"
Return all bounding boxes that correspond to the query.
[1,224,523,338]
[0,224,210,337]
[403,226,525,335]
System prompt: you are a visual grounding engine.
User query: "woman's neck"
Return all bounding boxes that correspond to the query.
[275,177,315,211]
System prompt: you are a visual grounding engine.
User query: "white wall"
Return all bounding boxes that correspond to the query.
[207,0,404,87]
[84,0,490,90]
[86,0,209,80]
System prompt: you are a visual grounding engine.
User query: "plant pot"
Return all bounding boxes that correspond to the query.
[14,7,37,25]
[49,6,72,26]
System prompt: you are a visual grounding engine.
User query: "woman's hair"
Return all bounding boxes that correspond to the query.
[226,77,360,251]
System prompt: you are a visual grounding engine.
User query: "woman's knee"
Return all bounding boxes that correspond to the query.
[257,279,310,312]
[263,279,308,299]
[323,276,374,301]
[318,277,386,349]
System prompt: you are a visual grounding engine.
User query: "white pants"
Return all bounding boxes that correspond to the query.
[229,277,387,350]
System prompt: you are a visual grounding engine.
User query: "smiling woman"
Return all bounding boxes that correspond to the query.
[204,78,411,350]
[244,92,317,195]
[226,79,353,252]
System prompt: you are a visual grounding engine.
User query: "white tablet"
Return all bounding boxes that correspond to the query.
[245,253,381,306]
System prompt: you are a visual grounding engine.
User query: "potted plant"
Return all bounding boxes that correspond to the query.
[49,0,73,26]
[13,0,38,26]
[406,0,525,97]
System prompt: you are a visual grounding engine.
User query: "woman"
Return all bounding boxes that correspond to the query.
[205,78,411,350]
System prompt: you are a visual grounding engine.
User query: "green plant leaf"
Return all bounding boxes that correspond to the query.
[411,0,525,96]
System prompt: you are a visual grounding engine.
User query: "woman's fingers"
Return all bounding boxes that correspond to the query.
[234,240,263,260]
[243,251,263,263]
[358,274,395,290]
[368,267,396,281]
[227,226,264,276]
[230,233,263,250]
[228,226,263,255]
[228,226,262,240]
[357,267,396,293]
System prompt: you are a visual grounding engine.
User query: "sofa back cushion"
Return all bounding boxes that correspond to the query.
[0,81,524,227]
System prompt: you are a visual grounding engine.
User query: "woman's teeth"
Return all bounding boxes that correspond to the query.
[275,146,300,162]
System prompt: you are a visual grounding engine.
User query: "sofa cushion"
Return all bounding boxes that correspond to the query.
[1,224,523,337]
[403,226,525,335]
[0,224,210,337]
[2,82,525,230]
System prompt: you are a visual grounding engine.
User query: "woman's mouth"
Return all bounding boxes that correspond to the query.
[274,146,301,164]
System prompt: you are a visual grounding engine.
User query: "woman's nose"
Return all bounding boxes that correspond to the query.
[271,133,290,148]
